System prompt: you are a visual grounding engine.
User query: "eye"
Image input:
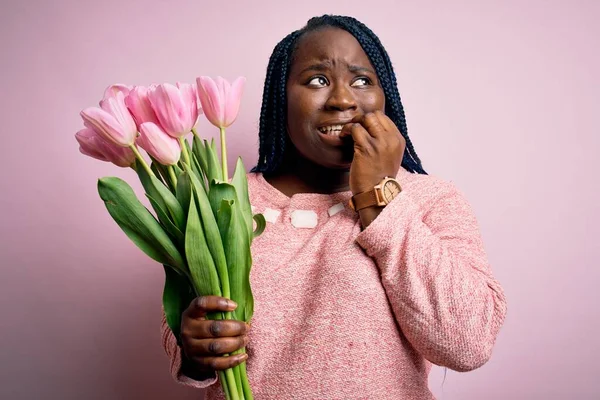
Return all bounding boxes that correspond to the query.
[307,76,329,87]
[351,77,372,87]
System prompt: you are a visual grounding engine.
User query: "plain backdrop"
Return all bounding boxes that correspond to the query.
[1,0,599,399]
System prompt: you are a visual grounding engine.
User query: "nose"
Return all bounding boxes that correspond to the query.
[324,83,357,112]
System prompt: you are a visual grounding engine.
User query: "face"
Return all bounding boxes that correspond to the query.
[286,27,385,169]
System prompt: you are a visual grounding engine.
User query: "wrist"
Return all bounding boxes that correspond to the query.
[350,176,402,212]
[351,179,380,195]
[181,352,214,381]
[358,206,384,229]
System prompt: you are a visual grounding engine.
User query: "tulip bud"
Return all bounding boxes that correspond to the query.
[196,76,245,128]
[138,122,181,165]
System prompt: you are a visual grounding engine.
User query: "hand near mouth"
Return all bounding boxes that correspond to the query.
[340,111,406,195]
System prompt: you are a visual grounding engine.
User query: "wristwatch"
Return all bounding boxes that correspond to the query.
[349,177,402,211]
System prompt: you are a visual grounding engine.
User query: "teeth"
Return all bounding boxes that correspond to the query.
[318,125,344,136]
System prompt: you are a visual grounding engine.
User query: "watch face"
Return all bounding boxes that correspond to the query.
[382,181,401,203]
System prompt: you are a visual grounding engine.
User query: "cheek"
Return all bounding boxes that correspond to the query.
[360,89,385,113]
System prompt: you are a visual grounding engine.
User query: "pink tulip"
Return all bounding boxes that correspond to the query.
[178,81,203,123]
[147,83,199,138]
[81,91,137,147]
[196,76,245,128]
[138,122,181,165]
[102,84,132,102]
[125,86,159,127]
[75,128,135,167]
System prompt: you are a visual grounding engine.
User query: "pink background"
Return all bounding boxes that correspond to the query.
[1,0,599,399]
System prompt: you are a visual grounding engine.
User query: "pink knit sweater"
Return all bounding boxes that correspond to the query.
[161,168,507,399]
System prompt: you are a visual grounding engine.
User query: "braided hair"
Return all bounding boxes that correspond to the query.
[253,15,426,175]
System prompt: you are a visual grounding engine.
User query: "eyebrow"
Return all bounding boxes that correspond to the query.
[298,61,375,75]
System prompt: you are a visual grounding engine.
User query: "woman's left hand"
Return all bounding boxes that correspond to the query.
[340,111,406,195]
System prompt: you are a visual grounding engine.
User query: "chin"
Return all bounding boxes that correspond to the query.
[311,151,352,170]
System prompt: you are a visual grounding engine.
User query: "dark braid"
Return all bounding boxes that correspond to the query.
[253,15,426,174]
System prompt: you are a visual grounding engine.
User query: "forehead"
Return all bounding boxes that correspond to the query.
[291,27,374,71]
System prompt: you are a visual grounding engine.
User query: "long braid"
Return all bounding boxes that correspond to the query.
[254,31,301,173]
[274,33,300,171]
[253,15,426,175]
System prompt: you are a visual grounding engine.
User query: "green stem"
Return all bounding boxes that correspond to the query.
[212,312,239,399]
[220,127,228,182]
[239,355,253,400]
[129,145,154,177]
[192,127,199,138]
[232,357,244,400]
[224,367,240,400]
[179,137,191,168]
[219,371,232,400]
[167,165,178,187]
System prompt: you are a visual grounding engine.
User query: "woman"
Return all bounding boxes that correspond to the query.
[161,15,507,399]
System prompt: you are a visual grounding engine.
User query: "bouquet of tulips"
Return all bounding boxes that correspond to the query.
[75,78,264,400]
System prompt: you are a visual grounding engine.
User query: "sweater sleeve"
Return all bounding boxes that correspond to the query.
[355,182,507,372]
[160,312,218,388]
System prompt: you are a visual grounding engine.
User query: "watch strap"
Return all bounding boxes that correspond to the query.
[350,189,380,211]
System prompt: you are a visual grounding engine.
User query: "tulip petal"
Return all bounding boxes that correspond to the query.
[100,92,137,140]
[224,77,245,127]
[126,86,159,127]
[138,122,181,165]
[75,128,109,161]
[81,107,132,147]
[102,142,136,167]
[176,82,199,130]
[148,84,192,138]
[103,84,132,100]
[216,77,228,124]
[197,76,224,128]
[75,127,135,167]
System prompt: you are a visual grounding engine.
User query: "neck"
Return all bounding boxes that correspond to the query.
[264,152,350,197]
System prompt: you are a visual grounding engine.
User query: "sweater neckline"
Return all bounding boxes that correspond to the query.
[253,173,353,210]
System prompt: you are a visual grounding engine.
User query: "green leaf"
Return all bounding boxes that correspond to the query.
[253,213,266,238]
[137,160,165,208]
[147,194,185,246]
[216,199,234,247]
[218,197,253,322]
[175,138,193,172]
[192,134,208,174]
[150,162,166,186]
[162,265,195,342]
[154,177,185,230]
[188,172,230,298]
[231,158,253,239]
[172,163,183,177]
[190,152,208,192]
[183,137,192,161]
[176,171,192,213]
[185,193,222,297]
[148,156,176,193]
[137,164,185,233]
[204,139,222,184]
[152,177,185,231]
[208,181,237,221]
[98,177,186,271]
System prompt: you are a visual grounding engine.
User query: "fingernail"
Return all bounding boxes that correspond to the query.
[219,298,237,310]
[240,353,248,361]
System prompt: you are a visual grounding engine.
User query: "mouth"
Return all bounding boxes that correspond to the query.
[317,124,345,137]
